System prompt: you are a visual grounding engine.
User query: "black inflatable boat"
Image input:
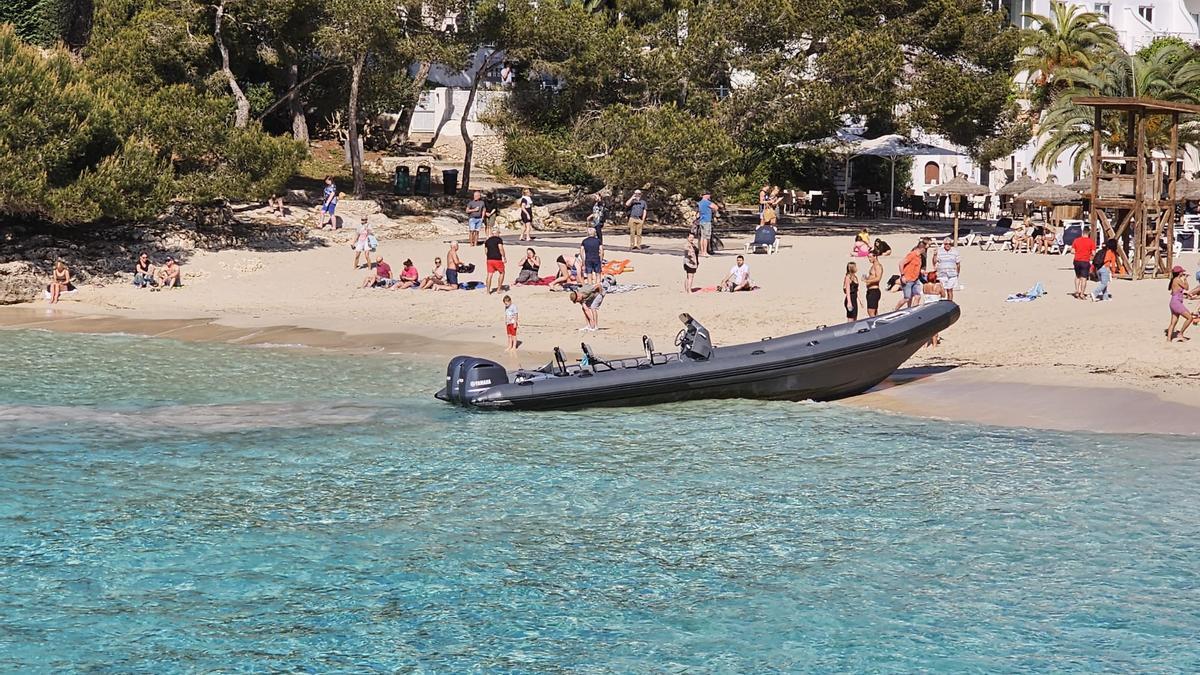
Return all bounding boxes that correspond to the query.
[436,302,959,410]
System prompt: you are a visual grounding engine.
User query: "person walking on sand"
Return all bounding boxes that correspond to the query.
[587,194,608,244]
[843,262,859,321]
[465,190,487,247]
[1092,238,1118,301]
[1167,265,1196,342]
[484,226,507,294]
[570,282,605,332]
[503,295,519,351]
[625,189,648,249]
[580,227,603,284]
[683,231,699,293]
[48,260,71,304]
[519,188,535,241]
[316,176,338,229]
[931,237,961,302]
[696,191,717,257]
[895,241,926,310]
[719,255,752,292]
[864,250,883,317]
[353,216,374,269]
[1071,226,1097,299]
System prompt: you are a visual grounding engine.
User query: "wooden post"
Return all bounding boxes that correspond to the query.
[1134,110,1147,280]
[1166,112,1180,276]
[952,194,961,243]
[1091,106,1102,243]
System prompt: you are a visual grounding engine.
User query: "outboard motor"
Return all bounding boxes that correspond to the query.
[443,355,472,404]
[454,358,509,406]
[676,313,714,361]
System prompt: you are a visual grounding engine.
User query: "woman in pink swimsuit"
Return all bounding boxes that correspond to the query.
[1167,265,1195,342]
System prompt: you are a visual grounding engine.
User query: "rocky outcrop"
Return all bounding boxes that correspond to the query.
[0,261,42,304]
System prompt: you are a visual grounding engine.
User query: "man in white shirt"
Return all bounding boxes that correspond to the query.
[720,255,752,292]
[931,237,961,302]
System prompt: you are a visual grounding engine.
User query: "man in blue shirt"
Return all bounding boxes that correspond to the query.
[696,191,717,257]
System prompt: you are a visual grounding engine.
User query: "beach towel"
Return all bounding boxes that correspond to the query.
[602,259,634,275]
[458,281,486,290]
[521,275,558,286]
[604,283,655,294]
[1005,281,1046,302]
[691,285,762,293]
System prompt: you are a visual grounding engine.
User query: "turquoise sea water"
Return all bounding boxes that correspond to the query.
[1,329,1198,672]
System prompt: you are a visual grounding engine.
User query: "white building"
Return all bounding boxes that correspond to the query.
[910,0,1200,207]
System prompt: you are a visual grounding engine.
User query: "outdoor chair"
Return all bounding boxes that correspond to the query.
[744,226,779,254]
[982,232,1014,251]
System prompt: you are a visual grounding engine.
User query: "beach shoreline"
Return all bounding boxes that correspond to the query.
[5,304,1198,436]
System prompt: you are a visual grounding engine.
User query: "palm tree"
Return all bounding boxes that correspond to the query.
[1034,43,1200,172]
[1018,0,1120,107]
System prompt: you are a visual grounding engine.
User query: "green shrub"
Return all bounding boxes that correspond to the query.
[504,131,594,186]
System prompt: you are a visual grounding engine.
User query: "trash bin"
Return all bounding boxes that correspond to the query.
[415,165,432,196]
[442,169,459,196]
[393,166,411,195]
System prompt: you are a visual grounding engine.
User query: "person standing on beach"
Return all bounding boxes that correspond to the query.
[894,241,926,310]
[519,188,534,241]
[1071,226,1096,299]
[864,250,882,317]
[843,262,860,320]
[353,216,374,269]
[625,189,648,249]
[931,237,961,302]
[484,227,507,294]
[503,295,518,350]
[1092,238,1118,301]
[1167,265,1196,342]
[580,227,603,284]
[757,184,770,226]
[587,194,608,244]
[465,190,487,247]
[683,231,699,293]
[316,176,338,229]
[697,191,717,257]
[445,241,463,287]
[761,187,780,229]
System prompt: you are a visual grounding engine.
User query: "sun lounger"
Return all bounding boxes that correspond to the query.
[982,233,1013,251]
[744,227,779,254]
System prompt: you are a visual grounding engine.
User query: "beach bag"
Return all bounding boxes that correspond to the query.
[1091,248,1105,271]
[762,205,776,222]
[457,262,476,274]
[367,234,378,251]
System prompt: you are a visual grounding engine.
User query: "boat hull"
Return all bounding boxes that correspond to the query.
[436,302,959,411]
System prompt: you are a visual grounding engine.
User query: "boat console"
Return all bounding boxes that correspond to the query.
[675,313,713,361]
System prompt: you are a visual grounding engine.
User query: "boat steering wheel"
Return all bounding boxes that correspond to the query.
[674,328,688,347]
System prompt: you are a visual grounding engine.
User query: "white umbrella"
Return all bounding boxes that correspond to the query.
[781,133,962,218]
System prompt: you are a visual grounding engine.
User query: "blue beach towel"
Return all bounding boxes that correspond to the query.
[1005,281,1046,303]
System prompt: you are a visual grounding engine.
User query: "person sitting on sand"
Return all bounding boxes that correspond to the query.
[516,248,541,284]
[395,259,420,288]
[1167,265,1196,342]
[570,283,605,332]
[719,255,752,292]
[549,255,576,291]
[420,257,445,290]
[362,256,393,288]
[157,257,181,288]
[133,253,156,288]
[48,260,71,304]
[852,228,871,257]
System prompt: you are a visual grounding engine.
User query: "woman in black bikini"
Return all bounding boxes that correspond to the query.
[49,261,71,304]
[843,261,859,321]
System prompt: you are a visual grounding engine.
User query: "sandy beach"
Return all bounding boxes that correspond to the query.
[5,213,1200,435]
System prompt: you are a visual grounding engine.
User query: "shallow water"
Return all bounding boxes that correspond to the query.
[1,329,1198,672]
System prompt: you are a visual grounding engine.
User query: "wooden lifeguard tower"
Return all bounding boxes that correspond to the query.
[1072,96,1200,279]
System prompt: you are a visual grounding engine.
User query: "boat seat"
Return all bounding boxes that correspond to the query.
[553,347,569,376]
[643,335,668,365]
[580,342,614,372]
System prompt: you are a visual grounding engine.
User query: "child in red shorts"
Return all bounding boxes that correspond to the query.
[503,295,518,351]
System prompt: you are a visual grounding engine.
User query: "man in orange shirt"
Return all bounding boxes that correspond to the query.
[895,240,927,310]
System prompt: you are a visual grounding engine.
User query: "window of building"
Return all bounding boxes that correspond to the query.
[1138,5,1154,23]
[924,162,941,185]
[1011,0,1034,28]
[1094,3,1111,19]
[1193,13,1200,32]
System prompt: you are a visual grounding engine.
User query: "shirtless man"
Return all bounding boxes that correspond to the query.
[864,250,883,317]
[445,241,464,287]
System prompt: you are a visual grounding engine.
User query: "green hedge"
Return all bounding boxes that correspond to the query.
[503,132,594,187]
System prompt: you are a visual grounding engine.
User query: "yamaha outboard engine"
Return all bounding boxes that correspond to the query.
[454,358,509,406]
[441,355,472,404]
[677,313,713,361]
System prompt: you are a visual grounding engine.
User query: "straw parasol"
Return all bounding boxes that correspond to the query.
[1065,175,1094,192]
[1017,176,1081,204]
[927,174,989,242]
[997,169,1041,196]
